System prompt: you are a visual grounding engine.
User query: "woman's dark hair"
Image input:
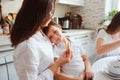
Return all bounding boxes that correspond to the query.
[0,5,5,26]
[10,0,56,47]
[42,20,62,35]
[106,11,120,34]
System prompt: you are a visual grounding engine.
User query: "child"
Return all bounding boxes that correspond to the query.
[42,20,94,80]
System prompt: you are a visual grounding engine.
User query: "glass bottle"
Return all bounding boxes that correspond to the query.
[0,25,3,35]
[3,22,10,35]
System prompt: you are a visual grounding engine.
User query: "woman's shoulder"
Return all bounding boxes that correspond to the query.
[16,35,39,51]
[98,28,106,33]
[15,39,40,57]
[97,28,108,35]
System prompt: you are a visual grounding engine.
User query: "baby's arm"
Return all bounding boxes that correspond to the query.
[82,55,94,80]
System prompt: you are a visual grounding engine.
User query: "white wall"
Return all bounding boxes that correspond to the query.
[54,4,71,17]
[1,0,23,16]
[105,0,112,16]
[1,0,71,17]
[105,0,119,16]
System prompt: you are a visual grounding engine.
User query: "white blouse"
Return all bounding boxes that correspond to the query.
[53,38,85,78]
[14,33,54,80]
[96,29,120,57]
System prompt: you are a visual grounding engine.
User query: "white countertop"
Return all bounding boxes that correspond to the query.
[62,29,95,36]
[0,29,96,45]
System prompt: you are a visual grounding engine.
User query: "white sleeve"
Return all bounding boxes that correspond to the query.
[96,29,106,40]
[14,43,53,80]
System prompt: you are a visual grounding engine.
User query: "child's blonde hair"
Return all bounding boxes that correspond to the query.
[42,19,62,35]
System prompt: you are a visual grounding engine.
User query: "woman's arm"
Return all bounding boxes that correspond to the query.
[96,38,120,54]
[82,55,94,80]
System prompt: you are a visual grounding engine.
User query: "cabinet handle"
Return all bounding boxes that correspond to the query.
[0,44,11,46]
[82,42,88,45]
[0,61,13,66]
[75,35,88,39]
[0,49,14,52]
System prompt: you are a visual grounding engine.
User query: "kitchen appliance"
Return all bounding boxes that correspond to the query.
[54,14,82,29]
[59,17,70,29]
[70,14,82,29]
[54,17,59,24]
[62,19,69,29]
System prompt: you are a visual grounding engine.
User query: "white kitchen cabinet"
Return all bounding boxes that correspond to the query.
[0,36,18,80]
[56,0,84,6]
[0,50,18,80]
[0,36,14,63]
[63,29,96,62]
[0,36,14,52]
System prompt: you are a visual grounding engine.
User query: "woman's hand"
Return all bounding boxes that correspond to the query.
[49,49,73,74]
[55,49,73,67]
[85,68,94,80]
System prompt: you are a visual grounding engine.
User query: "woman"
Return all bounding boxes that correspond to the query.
[10,0,72,80]
[96,11,120,58]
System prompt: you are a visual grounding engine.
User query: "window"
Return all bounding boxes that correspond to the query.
[105,0,119,16]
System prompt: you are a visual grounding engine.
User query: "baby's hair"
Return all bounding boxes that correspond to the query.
[42,20,62,35]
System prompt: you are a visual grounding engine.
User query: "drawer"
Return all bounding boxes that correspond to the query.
[0,50,14,64]
[0,36,11,46]
[0,45,14,52]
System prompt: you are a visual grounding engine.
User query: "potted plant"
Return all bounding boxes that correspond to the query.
[99,10,119,26]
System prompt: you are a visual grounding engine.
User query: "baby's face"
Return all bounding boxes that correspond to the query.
[47,25,63,44]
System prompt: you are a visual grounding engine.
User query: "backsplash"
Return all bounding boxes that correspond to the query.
[1,0,105,29]
[71,0,105,29]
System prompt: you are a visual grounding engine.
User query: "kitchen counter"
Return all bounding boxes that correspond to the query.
[0,29,96,51]
[62,29,96,36]
[0,29,96,44]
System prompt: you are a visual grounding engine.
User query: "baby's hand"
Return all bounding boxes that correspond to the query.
[85,68,94,80]
[66,49,73,60]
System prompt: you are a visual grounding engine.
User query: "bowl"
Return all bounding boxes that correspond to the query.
[107,60,120,75]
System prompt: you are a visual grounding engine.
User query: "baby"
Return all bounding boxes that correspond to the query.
[42,20,94,80]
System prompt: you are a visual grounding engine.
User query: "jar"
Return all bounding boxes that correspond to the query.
[62,19,69,29]
[70,14,82,29]
[0,25,3,35]
[3,23,9,35]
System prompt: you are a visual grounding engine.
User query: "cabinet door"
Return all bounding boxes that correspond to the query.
[0,36,14,51]
[56,0,84,6]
